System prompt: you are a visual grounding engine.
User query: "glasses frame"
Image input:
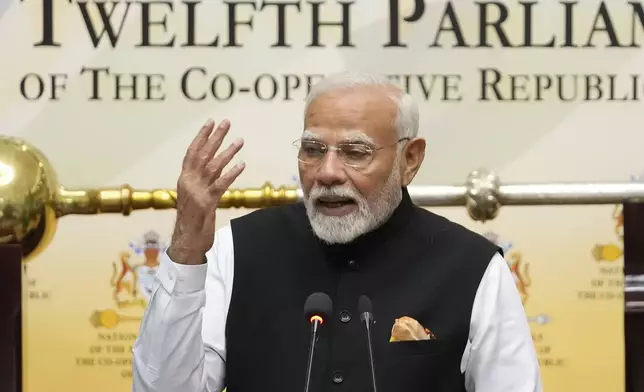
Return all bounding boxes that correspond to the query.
[293,137,411,169]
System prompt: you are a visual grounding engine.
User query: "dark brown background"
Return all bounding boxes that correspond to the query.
[624,203,644,392]
[0,244,22,392]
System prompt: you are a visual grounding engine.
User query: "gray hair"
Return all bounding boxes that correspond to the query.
[304,71,419,140]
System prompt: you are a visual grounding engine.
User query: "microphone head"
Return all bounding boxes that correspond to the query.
[304,292,332,324]
[358,294,373,315]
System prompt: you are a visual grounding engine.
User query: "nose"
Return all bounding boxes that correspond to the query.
[315,150,348,187]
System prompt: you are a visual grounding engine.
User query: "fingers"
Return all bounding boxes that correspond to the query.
[200,119,232,168]
[206,137,244,184]
[183,119,215,168]
[209,161,246,197]
[181,117,245,200]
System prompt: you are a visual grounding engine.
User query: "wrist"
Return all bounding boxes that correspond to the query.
[167,243,206,265]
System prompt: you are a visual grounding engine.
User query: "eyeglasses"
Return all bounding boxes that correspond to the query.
[293,137,410,169]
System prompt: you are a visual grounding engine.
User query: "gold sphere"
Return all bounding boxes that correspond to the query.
[0,136,58,261]
[0,135,300,262]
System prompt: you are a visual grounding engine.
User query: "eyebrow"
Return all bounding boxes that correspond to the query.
[301,130,375,145]
[342,133,375,145]
[301,130,324,142]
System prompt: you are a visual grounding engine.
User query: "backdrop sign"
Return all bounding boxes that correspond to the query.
[1,0,642,391]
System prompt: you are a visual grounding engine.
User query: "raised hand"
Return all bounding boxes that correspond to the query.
[168,119,245,265]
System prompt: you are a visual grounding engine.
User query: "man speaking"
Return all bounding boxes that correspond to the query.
[131,71,542,392]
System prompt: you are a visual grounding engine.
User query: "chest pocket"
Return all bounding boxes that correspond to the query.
[374,339,464,392]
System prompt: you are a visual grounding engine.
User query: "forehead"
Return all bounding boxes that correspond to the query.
[304,85,399,143]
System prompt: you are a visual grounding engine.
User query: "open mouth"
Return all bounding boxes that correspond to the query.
[315,196,356,209]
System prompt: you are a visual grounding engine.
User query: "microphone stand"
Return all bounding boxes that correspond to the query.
[304,317,321,392]
[361,312,378,392]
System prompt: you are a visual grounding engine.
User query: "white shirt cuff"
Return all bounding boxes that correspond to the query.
[157,250,208,294]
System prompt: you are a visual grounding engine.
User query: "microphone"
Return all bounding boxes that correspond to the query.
[303,292,332,392]
[359,295,378,392]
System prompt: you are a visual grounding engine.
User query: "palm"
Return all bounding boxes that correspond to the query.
[170,119,245,265]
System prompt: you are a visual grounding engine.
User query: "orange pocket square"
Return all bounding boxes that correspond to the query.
[389,316,436,342]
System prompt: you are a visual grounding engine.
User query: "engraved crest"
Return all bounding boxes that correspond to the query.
[590,171,641,264]
[591,205,624,263]
[483,231,531,304]
[90,230,164,329]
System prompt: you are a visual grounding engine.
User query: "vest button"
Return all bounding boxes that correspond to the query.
[340,310,351,323]
[347,260,358,269]
[332,371,344,384]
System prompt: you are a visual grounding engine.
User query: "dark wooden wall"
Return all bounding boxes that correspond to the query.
[0,245,22,392]
[624,203,644,392]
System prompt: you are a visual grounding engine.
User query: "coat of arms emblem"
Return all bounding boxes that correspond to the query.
[482,231,551,325]
[591,205,624,263]
[89,230,163,329]
[483,231,531,305]
[591,172,642,263]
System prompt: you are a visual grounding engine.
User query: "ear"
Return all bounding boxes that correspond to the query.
[400,138,425,186]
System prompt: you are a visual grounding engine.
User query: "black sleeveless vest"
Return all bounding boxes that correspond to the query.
[225,188,500,392]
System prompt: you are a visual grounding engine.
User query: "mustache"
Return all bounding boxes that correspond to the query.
[308,186,360,201]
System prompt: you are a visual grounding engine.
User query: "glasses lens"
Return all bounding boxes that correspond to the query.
[294,140,375,169]
[297,140,326,164]
[339,143,373,168]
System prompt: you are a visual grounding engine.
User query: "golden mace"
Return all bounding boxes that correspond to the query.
[3,135,643,262]
[0,136,299,262]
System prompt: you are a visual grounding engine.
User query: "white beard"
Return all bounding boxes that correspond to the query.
[303,157,403,244]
